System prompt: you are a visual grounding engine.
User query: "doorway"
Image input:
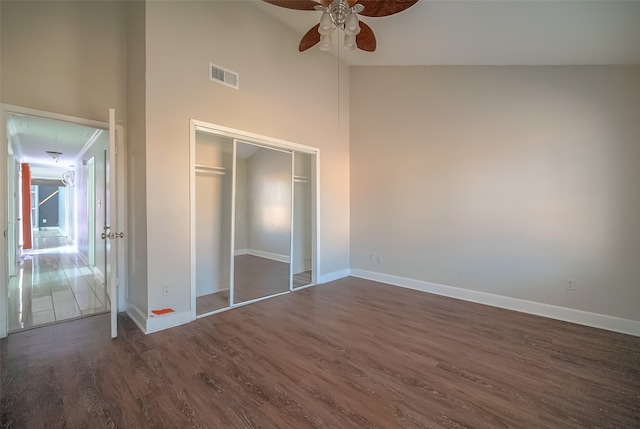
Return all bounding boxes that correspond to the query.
[0,106,121,337]
[190,121,319,320]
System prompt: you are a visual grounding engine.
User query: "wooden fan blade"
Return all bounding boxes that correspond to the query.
[262,0,321,11]
[356,21,376,52]
[357,0,419,17]
[299,24,321,52]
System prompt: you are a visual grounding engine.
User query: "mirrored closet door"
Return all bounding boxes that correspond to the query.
[192,121,317,319]
[292,152,313,288]
[233,142,292,305]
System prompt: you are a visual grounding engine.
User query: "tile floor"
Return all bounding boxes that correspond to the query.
[7,228,109,332]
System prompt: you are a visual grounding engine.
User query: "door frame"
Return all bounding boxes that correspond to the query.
[189,120,320,321]
[6,146,18,278]
[0,104,127,338]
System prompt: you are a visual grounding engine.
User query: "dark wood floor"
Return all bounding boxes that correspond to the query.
[2,277,639,428]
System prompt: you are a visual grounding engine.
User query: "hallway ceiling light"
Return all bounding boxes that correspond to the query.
[263,0,419,52]
[46,151,63,162]
[46,130,63,163]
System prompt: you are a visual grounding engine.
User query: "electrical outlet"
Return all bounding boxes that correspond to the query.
[565,279,576,291]
[369,253,375,263]
[162,285,169,296]
[376,256,382,265]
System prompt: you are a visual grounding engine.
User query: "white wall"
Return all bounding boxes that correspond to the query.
[63,179,75,243]
[75,132,108,278]
[0,0,127,122]
[350,66,640,322]
[144,1,350,316]
[126,0,148,317]
[57,186,66,235]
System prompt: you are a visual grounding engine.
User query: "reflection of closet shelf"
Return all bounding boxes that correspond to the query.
[294,175,310,183]
[196,164,226,176]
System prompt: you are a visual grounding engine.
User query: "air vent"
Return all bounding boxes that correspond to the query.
[209,63,239,89]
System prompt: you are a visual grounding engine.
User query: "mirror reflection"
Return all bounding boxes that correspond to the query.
[233,142,292,304]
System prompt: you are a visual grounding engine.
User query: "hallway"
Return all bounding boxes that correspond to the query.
[7,229,109,332]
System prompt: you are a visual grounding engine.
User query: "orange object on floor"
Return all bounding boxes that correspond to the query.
[151,308,175,315]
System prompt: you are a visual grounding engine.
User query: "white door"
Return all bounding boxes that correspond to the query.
[7,155,19,277]
[107,108,119,338]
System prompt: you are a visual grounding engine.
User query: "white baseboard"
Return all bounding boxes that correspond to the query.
[127,304,147,334]
[235,248,248,256]
[146,309,192,334]
[350,269,640,337]
[127,304,191,335]
[318,268,351,284]
[246,249,290,263]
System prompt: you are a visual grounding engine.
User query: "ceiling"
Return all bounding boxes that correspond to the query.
[7,113,102,180]
[5,1,638,181]
[251,0,640,66]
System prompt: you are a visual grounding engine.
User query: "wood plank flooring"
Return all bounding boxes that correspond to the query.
[2,277,639,428]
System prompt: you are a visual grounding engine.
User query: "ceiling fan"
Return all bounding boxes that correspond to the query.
[263,0,419,52]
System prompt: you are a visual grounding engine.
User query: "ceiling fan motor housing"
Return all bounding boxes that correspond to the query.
[329,0,350,28]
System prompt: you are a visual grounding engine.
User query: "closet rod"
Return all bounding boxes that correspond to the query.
[195,164,226,176]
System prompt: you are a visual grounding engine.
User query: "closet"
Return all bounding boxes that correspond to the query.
[194,132,233,314]
[191,122,317,318]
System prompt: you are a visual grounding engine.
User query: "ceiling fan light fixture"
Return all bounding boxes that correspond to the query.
[319,34,333,51]
[344,11,360,35]
[319,11,333,32]
[344,34,357,51]
[329,0,349,28]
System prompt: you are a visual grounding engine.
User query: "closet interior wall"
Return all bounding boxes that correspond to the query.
[194,132,233,315]
[293,152,313,288]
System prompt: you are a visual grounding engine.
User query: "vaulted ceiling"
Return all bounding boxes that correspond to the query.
[251,0,640,66]
[7,1,640,179]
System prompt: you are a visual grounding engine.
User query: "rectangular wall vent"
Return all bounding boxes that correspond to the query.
[209,63,239,89]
